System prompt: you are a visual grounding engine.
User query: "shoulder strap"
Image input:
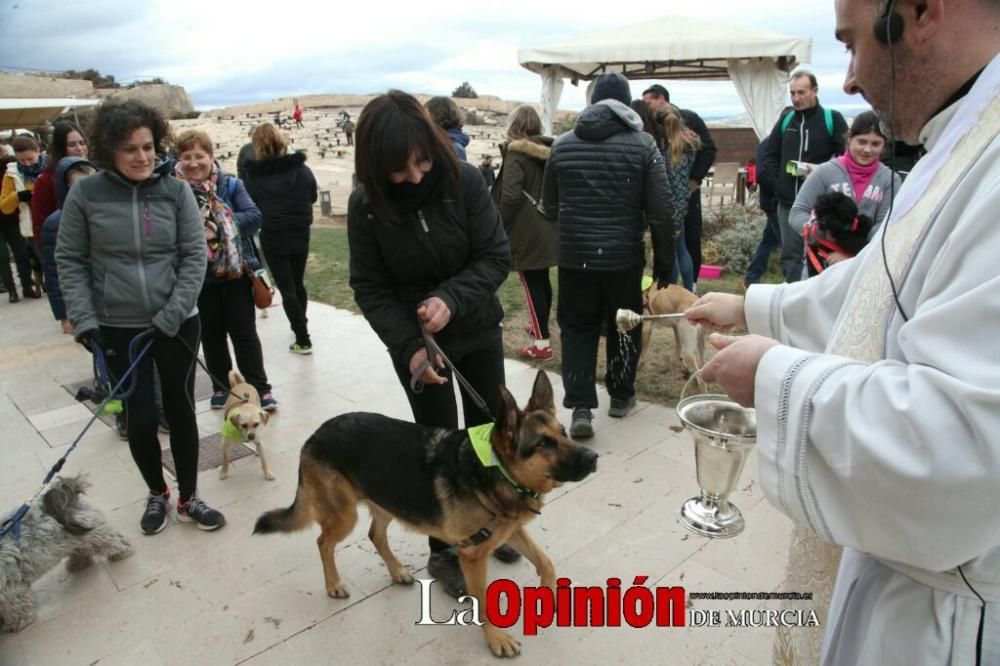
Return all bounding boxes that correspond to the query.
[780,110,795,134]
[824,108,834,137]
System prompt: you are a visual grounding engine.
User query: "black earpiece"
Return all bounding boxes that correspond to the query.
[874,0,904,45]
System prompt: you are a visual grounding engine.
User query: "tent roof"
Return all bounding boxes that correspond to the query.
[518,16,811,81]
[0,98,100,131]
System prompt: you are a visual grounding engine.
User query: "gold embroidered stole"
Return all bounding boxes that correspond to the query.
[830,92,1000,361]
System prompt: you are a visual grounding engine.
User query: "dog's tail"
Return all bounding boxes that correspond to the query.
[42,475,94,535]
[228,369,246,388]
[253,467,310,535]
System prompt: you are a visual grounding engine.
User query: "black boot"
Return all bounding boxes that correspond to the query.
[426,549,467,599]
[9,291,19,303]
[493,543,522,564]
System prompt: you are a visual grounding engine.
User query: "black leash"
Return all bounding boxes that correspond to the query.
[409,322,493,421]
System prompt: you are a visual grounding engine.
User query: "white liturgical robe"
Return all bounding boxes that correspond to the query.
[745,52,1000,665]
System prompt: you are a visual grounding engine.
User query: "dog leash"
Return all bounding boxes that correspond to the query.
[408,322,493,420]
[0,331,155,542]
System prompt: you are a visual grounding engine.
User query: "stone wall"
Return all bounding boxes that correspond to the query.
[0,72,94,98]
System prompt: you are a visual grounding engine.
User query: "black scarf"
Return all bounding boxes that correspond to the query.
[386,163,443,214]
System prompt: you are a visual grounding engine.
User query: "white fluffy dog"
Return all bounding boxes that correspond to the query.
[0,475,133,633]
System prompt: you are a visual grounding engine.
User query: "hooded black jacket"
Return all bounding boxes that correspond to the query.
[347,162,511,369]
[243,152,317,255]
[541,100,674,279]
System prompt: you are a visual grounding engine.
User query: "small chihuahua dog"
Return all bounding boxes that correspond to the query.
[221,370,273,480]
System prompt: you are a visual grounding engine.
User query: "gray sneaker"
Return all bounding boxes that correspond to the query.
[177,496,226,531]
[140,492,170,535]
[570,408,594,439]
[608,396,637,418]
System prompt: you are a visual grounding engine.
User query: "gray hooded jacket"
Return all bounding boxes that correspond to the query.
[790,157,902,239]
[56,169,206,338]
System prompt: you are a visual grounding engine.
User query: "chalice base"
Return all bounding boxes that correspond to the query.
[678,495,745,538]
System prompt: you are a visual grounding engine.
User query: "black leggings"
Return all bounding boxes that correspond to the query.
[263,249,310,346]
[684,192,703,281]
[101,317,201,502]
[519,269,553,340]
[198,277,270,394]
[391,334,505,553]
[0,223,32,294]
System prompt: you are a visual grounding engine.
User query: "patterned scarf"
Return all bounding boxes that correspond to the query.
[16,155,46,184]
[175,162,243,279]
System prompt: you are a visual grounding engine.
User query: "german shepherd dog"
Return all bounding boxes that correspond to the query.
[254,371,598,657]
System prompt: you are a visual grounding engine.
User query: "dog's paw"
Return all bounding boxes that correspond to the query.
[108,541,135,562]
[486,628,522,658]
[2,613,36,633]
[219,469,229,480]
[264,471,276,481]
[390,569,415,585]
[326,582,350,599]
[66,553,94,572]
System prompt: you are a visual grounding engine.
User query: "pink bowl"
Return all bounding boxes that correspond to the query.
[699,264,724,280]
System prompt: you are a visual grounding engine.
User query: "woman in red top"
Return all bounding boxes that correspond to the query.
[31,122,88,247]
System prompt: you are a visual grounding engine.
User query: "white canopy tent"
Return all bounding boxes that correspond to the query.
[0,98,100,132]
[518,17,811,139]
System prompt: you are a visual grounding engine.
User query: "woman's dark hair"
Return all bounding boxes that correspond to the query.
[630,99,665,151]
[355,90,460,224]
[87,99,170,172]
[45,122,87,174]
[849,110,887,140]
[425,96,463,130]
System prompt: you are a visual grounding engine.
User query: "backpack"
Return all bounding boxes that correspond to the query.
[780,107,834,137]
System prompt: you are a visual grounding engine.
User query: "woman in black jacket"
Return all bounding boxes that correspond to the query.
[347,90,513,599]
[244,123,318,353]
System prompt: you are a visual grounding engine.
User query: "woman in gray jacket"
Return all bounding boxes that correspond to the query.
[789,111,902,273]
[57,100,225,535]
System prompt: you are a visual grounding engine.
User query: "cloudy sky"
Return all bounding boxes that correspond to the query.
[1,0,866,118]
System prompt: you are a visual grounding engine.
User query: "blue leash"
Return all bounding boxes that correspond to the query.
[0,331,156,541]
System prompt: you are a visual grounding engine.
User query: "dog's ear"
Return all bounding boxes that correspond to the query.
[259,409,270,425]
[525,370,555,414]
[494,384,521,446]
[228,411,241,427]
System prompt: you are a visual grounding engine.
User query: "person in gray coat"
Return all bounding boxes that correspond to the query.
[789,111,901,276]
[57,100,226,536]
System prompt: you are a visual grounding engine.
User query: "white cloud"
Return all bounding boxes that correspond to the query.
[2,0,863,117]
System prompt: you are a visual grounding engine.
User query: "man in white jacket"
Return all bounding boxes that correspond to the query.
[687,0,1000,663]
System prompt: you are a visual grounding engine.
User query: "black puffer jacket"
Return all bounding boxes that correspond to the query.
[348,162,511,368]
[243,152,317,255]
[541,100,674,278]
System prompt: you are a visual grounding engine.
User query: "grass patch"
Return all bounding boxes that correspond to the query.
[304,226,781,407]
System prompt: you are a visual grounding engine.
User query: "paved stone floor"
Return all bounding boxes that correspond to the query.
[0,294,795,665]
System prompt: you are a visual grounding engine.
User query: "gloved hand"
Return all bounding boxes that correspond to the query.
[77,329,103,354]
[17,190,32,203]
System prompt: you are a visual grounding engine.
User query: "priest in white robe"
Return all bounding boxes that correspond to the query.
[686,0,1000,663]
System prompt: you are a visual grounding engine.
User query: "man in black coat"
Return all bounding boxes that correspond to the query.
[642,84,717,289]
[760,71,848,282]
[542,73,674,439]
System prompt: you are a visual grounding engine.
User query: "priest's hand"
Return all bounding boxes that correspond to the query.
[700,334,778,407]
[685,292,747,332]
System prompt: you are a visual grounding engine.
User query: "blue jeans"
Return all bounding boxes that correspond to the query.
[669,217,695,291]
[744,207,781,285]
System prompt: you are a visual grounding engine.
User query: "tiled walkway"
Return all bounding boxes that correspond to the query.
[0,294,793,665]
